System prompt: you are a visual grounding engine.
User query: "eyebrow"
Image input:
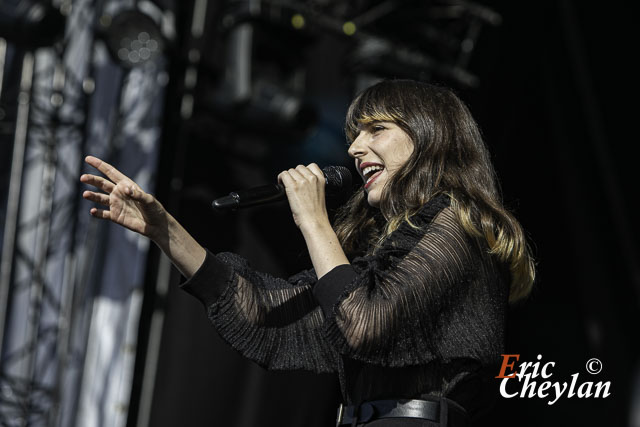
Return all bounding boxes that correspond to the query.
[356,120,381,131]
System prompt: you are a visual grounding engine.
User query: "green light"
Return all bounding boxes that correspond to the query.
[342,21,356,36]
[291,14,305,29]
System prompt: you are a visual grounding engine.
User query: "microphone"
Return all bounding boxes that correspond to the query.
[212,166,352,211]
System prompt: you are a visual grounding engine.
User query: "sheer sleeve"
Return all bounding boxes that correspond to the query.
[181,250,338,373]
[182,194,507,373]
[314,194,508,367]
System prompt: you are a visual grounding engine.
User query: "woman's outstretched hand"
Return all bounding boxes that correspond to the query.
[80,155,166,240]
[80,155,206,278]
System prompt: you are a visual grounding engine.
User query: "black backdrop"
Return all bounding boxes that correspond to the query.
[131,1,639,426]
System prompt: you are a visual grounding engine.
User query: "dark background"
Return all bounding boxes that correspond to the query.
[130,1,638,426]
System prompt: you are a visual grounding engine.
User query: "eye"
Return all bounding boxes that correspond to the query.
[371,124,386,133]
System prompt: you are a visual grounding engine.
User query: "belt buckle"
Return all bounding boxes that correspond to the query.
[336,403,344,426]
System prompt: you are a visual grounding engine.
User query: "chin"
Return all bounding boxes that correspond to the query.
[366,191,381,208]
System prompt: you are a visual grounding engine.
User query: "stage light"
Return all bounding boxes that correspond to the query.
[291,14,305,29]
[342,21,357,36]
[207,3,318,134]
[99,9,166,69]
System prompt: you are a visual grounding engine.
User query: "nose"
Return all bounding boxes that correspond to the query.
[348,133,366,158]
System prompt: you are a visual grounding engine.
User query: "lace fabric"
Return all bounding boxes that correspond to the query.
[181,193,508,406]
[323,198,508,367]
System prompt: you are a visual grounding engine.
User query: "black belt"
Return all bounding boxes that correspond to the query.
[336,397,469,426]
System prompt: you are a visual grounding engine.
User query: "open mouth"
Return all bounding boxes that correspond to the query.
[361,163,384,189]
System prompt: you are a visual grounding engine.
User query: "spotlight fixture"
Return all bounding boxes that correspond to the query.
[206,3,319,133]
[100,9,166,68]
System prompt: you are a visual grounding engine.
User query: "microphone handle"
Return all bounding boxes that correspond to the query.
[212,171,342,211]
[212,183,285,210]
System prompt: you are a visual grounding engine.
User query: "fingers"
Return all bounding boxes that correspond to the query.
[278,169,307,190]
[277,170,293,187]
[80,173,115,193]
[289,167,309,183]
[277,164,328,228]
[89,207,111,220]
[278,164,324,187]
[297,164,325,185]
[295,164,318,182]
[306,163,325,181]
[83,190,110,206]
[85,155,127,184]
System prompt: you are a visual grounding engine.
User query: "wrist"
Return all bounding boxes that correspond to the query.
[299,215,332,236]
[148,209,174,248]
[300,216,349,279]
[151,210,206,278]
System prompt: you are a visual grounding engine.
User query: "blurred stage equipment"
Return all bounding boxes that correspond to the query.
[205,0,499,131]
[345,0,501,88]
[0,1,170,427]
[0,3,70,425]
[207,0,318,133]
[0,0,67,49]
[98,1,174,69]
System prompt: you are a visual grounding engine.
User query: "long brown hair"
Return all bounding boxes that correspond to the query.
[334,79,534,303]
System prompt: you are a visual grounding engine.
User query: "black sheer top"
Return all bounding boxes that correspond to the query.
[181,194,509,418]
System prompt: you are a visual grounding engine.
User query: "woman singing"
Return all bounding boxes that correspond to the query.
[80,79,535,426]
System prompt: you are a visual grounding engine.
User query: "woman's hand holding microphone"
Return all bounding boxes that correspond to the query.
[277,164,350,279]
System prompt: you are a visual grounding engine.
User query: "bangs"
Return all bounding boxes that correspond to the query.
[345,85,404,142]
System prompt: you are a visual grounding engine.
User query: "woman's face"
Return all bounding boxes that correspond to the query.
[348,121,414,207]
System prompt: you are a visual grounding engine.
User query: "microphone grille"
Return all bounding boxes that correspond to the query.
[323,166,352,193]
